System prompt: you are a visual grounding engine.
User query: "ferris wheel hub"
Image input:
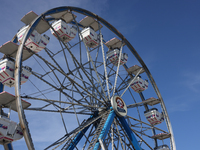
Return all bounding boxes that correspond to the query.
[111,95,127,117]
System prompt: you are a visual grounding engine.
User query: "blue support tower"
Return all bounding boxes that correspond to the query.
[93,109,116,150]
[66,125,91,150]
[0,83,3,92]
[65,109,142,150]
[118,116,142,150]
[3,143,14,150]
[66,112,99,150]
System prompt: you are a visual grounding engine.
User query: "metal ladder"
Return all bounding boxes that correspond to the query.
[87,110,111,150]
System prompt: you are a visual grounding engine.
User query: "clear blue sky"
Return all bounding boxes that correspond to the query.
[0,0,200,149]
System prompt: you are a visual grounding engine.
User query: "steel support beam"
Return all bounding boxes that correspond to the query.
[93,109,116,150]
[3,144,13,150]
[66,125,90,150]
[66,112,99,150]
[118,116,142,150]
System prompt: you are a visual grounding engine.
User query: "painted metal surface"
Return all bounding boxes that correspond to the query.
[93,109,116,150]
[3,143,13,150]
[118,116,142,150]
[66,114,95,150]
[0,83,3,92]
[66,125,91,150]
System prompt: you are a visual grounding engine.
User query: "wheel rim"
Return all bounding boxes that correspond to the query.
[14,6,176,150]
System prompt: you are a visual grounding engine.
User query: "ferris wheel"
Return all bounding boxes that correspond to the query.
[0,6,176,150]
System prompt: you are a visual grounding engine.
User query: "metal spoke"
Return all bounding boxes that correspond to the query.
[74,18,108,103]
[30,56,106,106]
[114,119,125,150]
[28,78,62,110]
[71,13,108,103]
[120,68,143,97]
[126,115,168,133]
[112,43,123,97]
[100,29,111,100]
[21,96,105,110]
